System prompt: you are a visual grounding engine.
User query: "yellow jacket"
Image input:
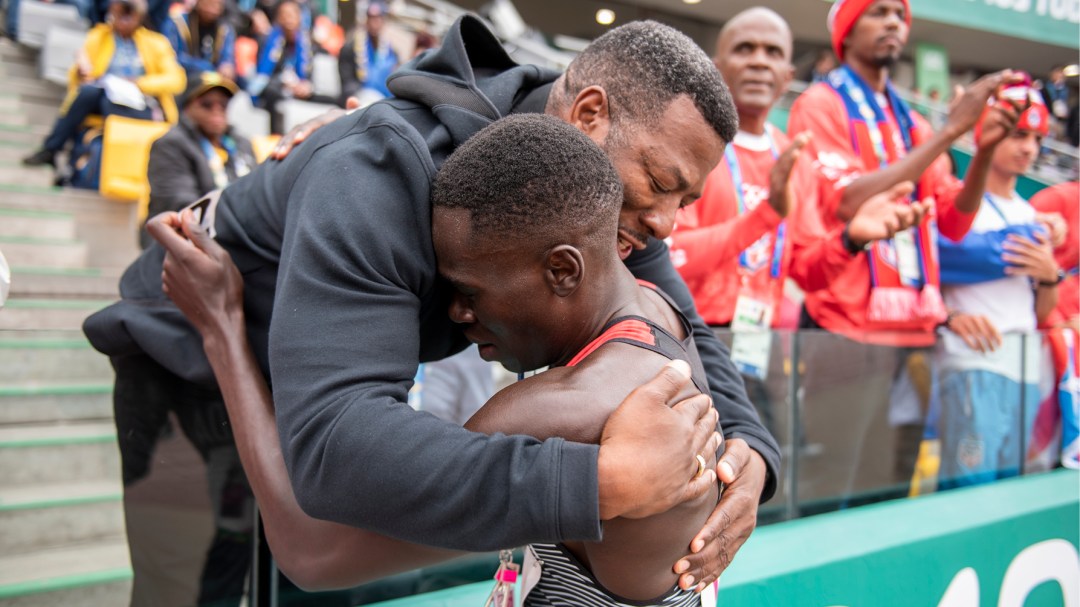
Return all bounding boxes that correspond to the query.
[63,24,187,126]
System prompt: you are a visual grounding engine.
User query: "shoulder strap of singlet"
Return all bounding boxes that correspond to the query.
[565,281,709,394]
[565,317,656,367]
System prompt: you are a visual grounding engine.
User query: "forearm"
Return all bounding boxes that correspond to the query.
[952,148,993,214]
[1035,285,1059,325]
[838,129,957,220]
[202,319,464,590]
[789,226,856,293]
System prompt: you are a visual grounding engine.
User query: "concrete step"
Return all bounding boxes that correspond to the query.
[0,60,39,80]
[0,125,47,146]
[0,539,132,606]
[0,40,38,65]
[0,236,88,269]
[0,334,113,384]
[0,422,120,487]
[9,266,122,299]
[0,147,34,162]
[0,185,140,268]
[11,90,66,119]
[0,139,35,158]
[0,208,77,240]
[0,95,19,113]
[3,76,65,104]
[0,183,114,210]
[0,165,55,188]
[0,298,113,331]
[0,111,30,128]
[0,382,112,424]
[20,103,60,128]
[0,480,123,555]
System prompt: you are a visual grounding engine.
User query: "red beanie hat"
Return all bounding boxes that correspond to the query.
[828,0,912,61]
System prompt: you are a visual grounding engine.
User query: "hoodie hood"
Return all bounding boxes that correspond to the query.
[387,15,560,146]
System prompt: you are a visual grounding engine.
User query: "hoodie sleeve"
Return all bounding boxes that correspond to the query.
[269,120,601,550]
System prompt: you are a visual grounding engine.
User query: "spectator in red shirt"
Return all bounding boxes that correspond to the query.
[669,7,929,331]
[668,6,936,440]
[1030,181,1079,331]
[787,0,1023,346]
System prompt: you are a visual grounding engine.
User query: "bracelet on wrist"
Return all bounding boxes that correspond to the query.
[1038,269,1066,288]
[841,224,870,256]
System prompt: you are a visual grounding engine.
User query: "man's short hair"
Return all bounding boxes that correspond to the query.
[433,114,622,249]
[557,20,738,143]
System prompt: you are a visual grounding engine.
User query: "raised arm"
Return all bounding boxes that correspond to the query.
[836,71,1015,220]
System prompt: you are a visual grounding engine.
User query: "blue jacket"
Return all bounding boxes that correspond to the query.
[161,12,236,76]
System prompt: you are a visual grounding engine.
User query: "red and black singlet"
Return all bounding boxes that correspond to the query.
[565,281,710,396]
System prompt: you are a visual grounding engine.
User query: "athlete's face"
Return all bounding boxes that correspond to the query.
[991,129,1042,177]
[432,207,567,373]
[602,95,723,260]
[845,0,908,68]
[714,15,793,118]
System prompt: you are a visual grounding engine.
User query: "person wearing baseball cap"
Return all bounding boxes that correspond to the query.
[786,0,1026,346]
[22,0,184,170]
[143,71,254,247]
[934,88,1062,488]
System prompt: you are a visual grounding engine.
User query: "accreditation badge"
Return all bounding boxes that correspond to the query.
[520,545,542,599]
[729,285,774,381]
[893,227,923,285]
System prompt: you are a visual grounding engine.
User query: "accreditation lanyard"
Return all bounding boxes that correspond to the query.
[833,65,914,169]
[982,192,1023,228]
[833,66,926,288]
[199,136,249,189]
[724,130,784,280]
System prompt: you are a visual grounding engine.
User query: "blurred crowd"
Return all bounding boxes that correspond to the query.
[11,0,436,186]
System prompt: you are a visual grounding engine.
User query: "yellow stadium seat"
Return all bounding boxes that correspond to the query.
[98,115,171,221]
[251,134,281,164]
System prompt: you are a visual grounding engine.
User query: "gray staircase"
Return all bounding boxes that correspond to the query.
[0,38,138,606]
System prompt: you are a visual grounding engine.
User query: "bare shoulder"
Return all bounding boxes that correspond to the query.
[463,367,600,443]
[464,342,697,445]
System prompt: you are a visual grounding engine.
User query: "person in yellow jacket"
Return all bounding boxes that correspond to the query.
[22,0,185,168]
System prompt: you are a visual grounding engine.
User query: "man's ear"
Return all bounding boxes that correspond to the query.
[545,245,584,298]
[569,86,611,144]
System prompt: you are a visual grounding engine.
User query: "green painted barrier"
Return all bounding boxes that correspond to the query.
[720,469,1078,606]
[363,471,1078,607]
